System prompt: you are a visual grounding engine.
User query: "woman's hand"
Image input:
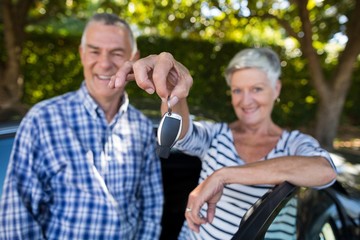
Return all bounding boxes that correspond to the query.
[185,170,225,233]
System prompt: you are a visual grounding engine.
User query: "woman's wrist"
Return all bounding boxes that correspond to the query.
[215,167,230,186]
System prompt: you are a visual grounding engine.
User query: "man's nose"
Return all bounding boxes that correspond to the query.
[98,53,112,68]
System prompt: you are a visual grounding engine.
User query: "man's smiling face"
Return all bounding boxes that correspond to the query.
[79,22,134,103]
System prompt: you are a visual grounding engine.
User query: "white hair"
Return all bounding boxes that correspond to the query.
[80,13,137,56]
[225,48,281,87]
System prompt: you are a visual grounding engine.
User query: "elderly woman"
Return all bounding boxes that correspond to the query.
[111,48,337,239]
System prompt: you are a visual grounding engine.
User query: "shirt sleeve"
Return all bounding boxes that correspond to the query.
[175,117,218,159]
[0,113,47,239]
[134,125,164,240]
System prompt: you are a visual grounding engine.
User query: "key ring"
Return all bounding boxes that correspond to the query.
[167,97,172,115]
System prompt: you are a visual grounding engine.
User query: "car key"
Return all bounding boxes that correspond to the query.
[157,100,182,158]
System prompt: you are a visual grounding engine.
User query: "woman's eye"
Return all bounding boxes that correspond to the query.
[253,87,262,92]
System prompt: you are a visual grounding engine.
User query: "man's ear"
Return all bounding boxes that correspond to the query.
[131,50,140,61]
[79,45,84,63]
[275,80,282,99]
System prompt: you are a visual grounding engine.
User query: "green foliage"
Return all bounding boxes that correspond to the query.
[22,33,83,105]
[133,36,238,121]
[20,34,359,128]
[3,0,358,130]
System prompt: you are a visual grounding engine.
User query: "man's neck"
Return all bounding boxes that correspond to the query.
[99,95,123,123]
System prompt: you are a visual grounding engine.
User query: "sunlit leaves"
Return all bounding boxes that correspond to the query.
[307,0,316,11]
[21,35,83,105]
[4,0,358,128]
[305,95,316,104]
[14,2,354,60]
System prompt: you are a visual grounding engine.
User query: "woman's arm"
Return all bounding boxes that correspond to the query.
[185,155,337,232]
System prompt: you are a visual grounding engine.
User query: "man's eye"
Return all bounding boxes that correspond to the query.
[232,89,241,94]
[113,52,124,57]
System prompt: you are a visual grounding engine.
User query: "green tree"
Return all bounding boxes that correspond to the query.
[243,0,360,150]
[0,0,35,116]
[0,0,76,117]
[1,0,359,150]
[0,0,102,118]
[125,0,360,150]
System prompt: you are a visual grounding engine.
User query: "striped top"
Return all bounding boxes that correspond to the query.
[177,120,336,240]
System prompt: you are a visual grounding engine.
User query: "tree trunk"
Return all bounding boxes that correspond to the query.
[0,0,34,120]
[294,0,360,150]
[314,92,346,150]
[314,0,360,149]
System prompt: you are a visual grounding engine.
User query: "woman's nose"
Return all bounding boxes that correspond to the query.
[241,92,252,104]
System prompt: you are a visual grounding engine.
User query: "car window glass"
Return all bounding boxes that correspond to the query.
[264,196,297,240]
[296,187,344,240]
[263,187,353,240]
[0,137,14,196]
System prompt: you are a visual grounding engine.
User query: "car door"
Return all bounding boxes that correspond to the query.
[231,181,298,240]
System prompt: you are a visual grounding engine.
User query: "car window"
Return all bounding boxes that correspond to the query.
[264,197,297,239]
[231,181,298,240]
[233,181,359,240]
[296,184,359,240]
[0,139,12,196]
[0,123,18,196]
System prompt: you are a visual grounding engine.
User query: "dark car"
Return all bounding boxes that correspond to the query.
[1,121,359,239]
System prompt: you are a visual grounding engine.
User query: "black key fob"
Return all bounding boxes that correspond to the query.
[157,112,182,158]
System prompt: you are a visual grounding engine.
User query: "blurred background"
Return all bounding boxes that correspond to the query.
[0,0,359,152]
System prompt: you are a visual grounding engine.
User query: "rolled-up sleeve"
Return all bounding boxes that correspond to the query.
[293,132,337,189]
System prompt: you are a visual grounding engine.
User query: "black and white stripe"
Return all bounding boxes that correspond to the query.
[177,120,335,240]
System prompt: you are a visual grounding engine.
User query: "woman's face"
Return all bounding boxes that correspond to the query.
[230,68,281,127]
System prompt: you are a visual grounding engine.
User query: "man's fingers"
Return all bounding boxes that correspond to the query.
[109,61,135,89]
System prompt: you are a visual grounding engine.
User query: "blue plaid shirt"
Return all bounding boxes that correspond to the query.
[0,82,164,239]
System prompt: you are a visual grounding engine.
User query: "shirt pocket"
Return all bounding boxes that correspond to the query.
[49,147,107,199]
[109,135,146,205]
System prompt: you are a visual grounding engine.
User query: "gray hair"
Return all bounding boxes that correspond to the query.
[81,13,138,55]
[224,48,281,87]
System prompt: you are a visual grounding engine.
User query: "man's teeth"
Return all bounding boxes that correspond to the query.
[98,75,111,80]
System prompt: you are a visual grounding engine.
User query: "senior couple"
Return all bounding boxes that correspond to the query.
[0,13,336,239]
